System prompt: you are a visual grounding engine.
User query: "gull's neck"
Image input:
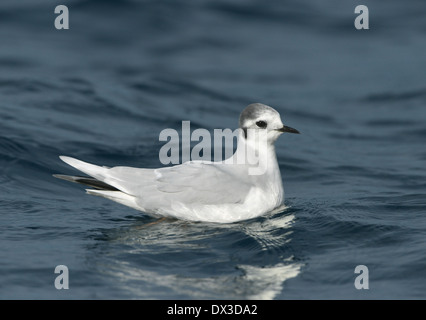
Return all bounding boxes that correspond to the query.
[231,129,280,177]
[231,128,284,206]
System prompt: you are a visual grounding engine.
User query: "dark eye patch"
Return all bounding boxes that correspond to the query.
[256,120,267,128]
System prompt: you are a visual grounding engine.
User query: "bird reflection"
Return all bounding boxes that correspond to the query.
[90,209,302,299]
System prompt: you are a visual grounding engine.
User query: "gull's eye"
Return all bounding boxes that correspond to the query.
[256,120,267,128]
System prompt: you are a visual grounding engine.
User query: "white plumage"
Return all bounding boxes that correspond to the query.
[56,103,299,223]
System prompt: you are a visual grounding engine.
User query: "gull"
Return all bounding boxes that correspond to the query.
[54,103,300,223]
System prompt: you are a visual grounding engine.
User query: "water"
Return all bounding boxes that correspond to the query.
[1,0,425,299]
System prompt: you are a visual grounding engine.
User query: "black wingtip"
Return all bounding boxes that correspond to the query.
[53,174,119,191]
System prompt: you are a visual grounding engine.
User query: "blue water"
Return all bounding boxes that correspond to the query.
[1,0,426,299]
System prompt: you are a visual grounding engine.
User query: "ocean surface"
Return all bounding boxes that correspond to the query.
[1,0,425,299]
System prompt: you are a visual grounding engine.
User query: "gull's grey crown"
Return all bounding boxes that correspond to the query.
[239,103,279,128]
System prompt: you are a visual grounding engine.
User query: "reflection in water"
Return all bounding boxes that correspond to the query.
[91,210,302,299]
[238,260,301,300]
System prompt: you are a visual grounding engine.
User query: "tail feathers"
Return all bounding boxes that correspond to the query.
[59,156,108,181]
[58,156,146,213]
[53,174,119,191]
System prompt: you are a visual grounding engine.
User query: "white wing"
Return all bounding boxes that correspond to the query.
[59,156,253,210]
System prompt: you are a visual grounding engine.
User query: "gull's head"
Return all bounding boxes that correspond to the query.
[239,103,300,144]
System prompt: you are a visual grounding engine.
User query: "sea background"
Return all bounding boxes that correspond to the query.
[0,0,425,299]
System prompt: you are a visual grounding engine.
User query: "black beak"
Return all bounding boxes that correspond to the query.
[277,125,300,134]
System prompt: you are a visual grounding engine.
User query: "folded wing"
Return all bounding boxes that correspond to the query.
[59,156,253,210]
